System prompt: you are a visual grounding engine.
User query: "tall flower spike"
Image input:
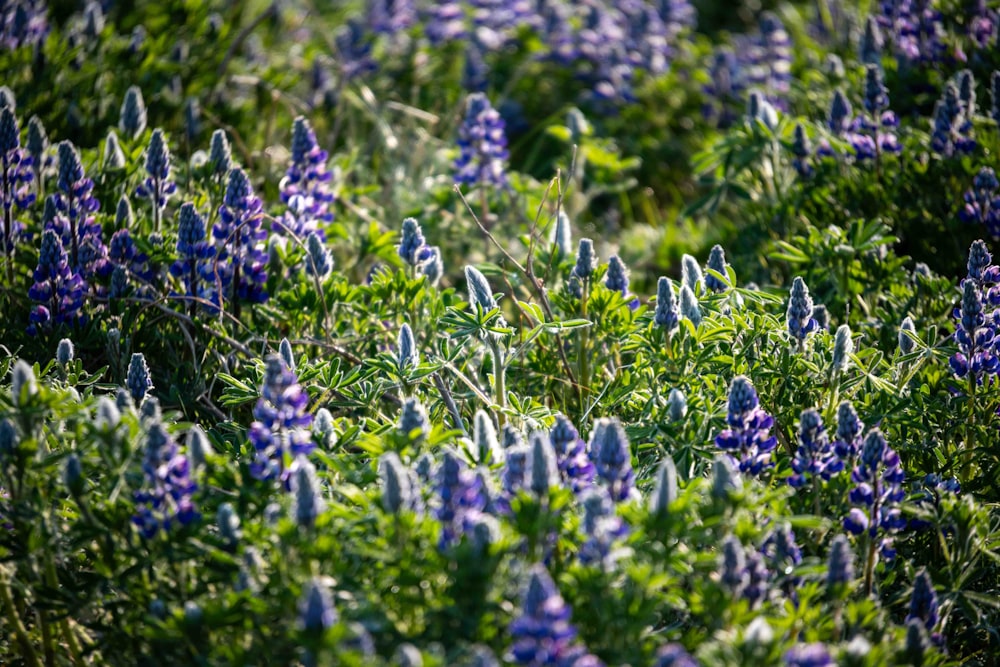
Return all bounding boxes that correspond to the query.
[907,569,939,633]
[280,116,334,222]
[209,129,232,178]
[679,285,701,327]
[573,238,596,282]
[304,232,331,278]
[119,86,147,139]
[668,388,687,421]
[132,421,199,537]
[454,92,509,189]
[826,534,854,591]
[52,141,104,280]
[787,277,817,349]
[589,417,637,502]
[704,245,729,292]
[292,458,325,528]
[379,451,415,514]
[247,355,316,486]
[790,123,813,178]
[529,432,559,497]
[213,167,268,306]
[654,277,680,334]
[398,217,426,266]
[397,322,417,371]
[681,254,702,294]
[552,210,573,258]
[899,316,917,354]
[832,324,853,375]
[649,456,678,515]
[398,397,429,439]
[715,375,778,476]
[833,400,864,464]
[298,578,337,635]
[549,414,595,494]
[169,203,219,314]
[787,408,838,487]
[604,255,629,297]
[959,167,1000,240]
[465,265,497,312]
[0,107,34,257]
[435,449,486,549]
[859,15,883,66]
[126,352,153,404]
[509,565,585,666]
[828,89,852,135]
[843,429,906,561]
[473,410,501,466]
[136,128,177,218]
[103,130,125,170]
[27,229,87,335]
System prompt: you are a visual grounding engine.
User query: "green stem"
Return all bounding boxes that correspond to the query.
[578,281,591,411]
[43,552,84,665]
[0,570,43,667]
[488,337,507,428]
[962,373,976,481]
[863,526,878,597]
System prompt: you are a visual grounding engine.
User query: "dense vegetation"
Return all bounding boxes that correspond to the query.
[2,1,1000,665]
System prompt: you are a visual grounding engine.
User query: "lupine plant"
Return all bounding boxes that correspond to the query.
[2,2,1000,665]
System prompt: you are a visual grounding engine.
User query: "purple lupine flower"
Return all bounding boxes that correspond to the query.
[715,376,777,476]
[27,229,87,335]
[0,107,33,256]
[500,444,530,509]
[455,93,509,190]
[169,203,220,314]
[126,352,153,404]
[826,533,854,591]
[213,167,268,306]
[367,0,416,35]
[907,569,939,633]
[247,355,315,486]
[790,123,813,178]
[833,400,864,468]
[877,0,946,67]
[423,1,466,45]
[783,643,834,667]
[604,255,639,309]
[959,167,1000,240]
[298,577,337,635]
[745,12,792,106]
[379,451,421,515]
[653,644,698,667]
[434,449,486,550]
[702,47,744,129]
[786,277,818,350]
[704,245,729,292]
[49,142,105,281]
[950,278,999,381]
[1,0,48,51]
[788,408,840,487]
[843,430,906,560]
[280,117,333,225]
[827,89,852,136]
[718,535,749,598]
[654,277,680,335]
[334,19,377,81]
[931,82,975,157]
[549,414,595,494]
[108,229,154,297]
[132,421,199,538]
[970,0,997,48]
[397,217,426,266]
[135,129,176,226]
[761,522,802,599]
[589,418,637,502]
[578,486,629,569]
[508,564,583,666]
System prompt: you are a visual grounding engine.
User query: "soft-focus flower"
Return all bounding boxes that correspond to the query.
[549,415,595,494]
[119,86,147,139]
[508,565,591,666]
[654,277,680,334]
[298,577,337,635]
[435,449,487,549]
[132,421,199,537]
[588,417,637,502]
[0,107,34,254]
[784,644,835,667]
[959,167,1000,240]
[455,93,508,189]
[247,355,315,486]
